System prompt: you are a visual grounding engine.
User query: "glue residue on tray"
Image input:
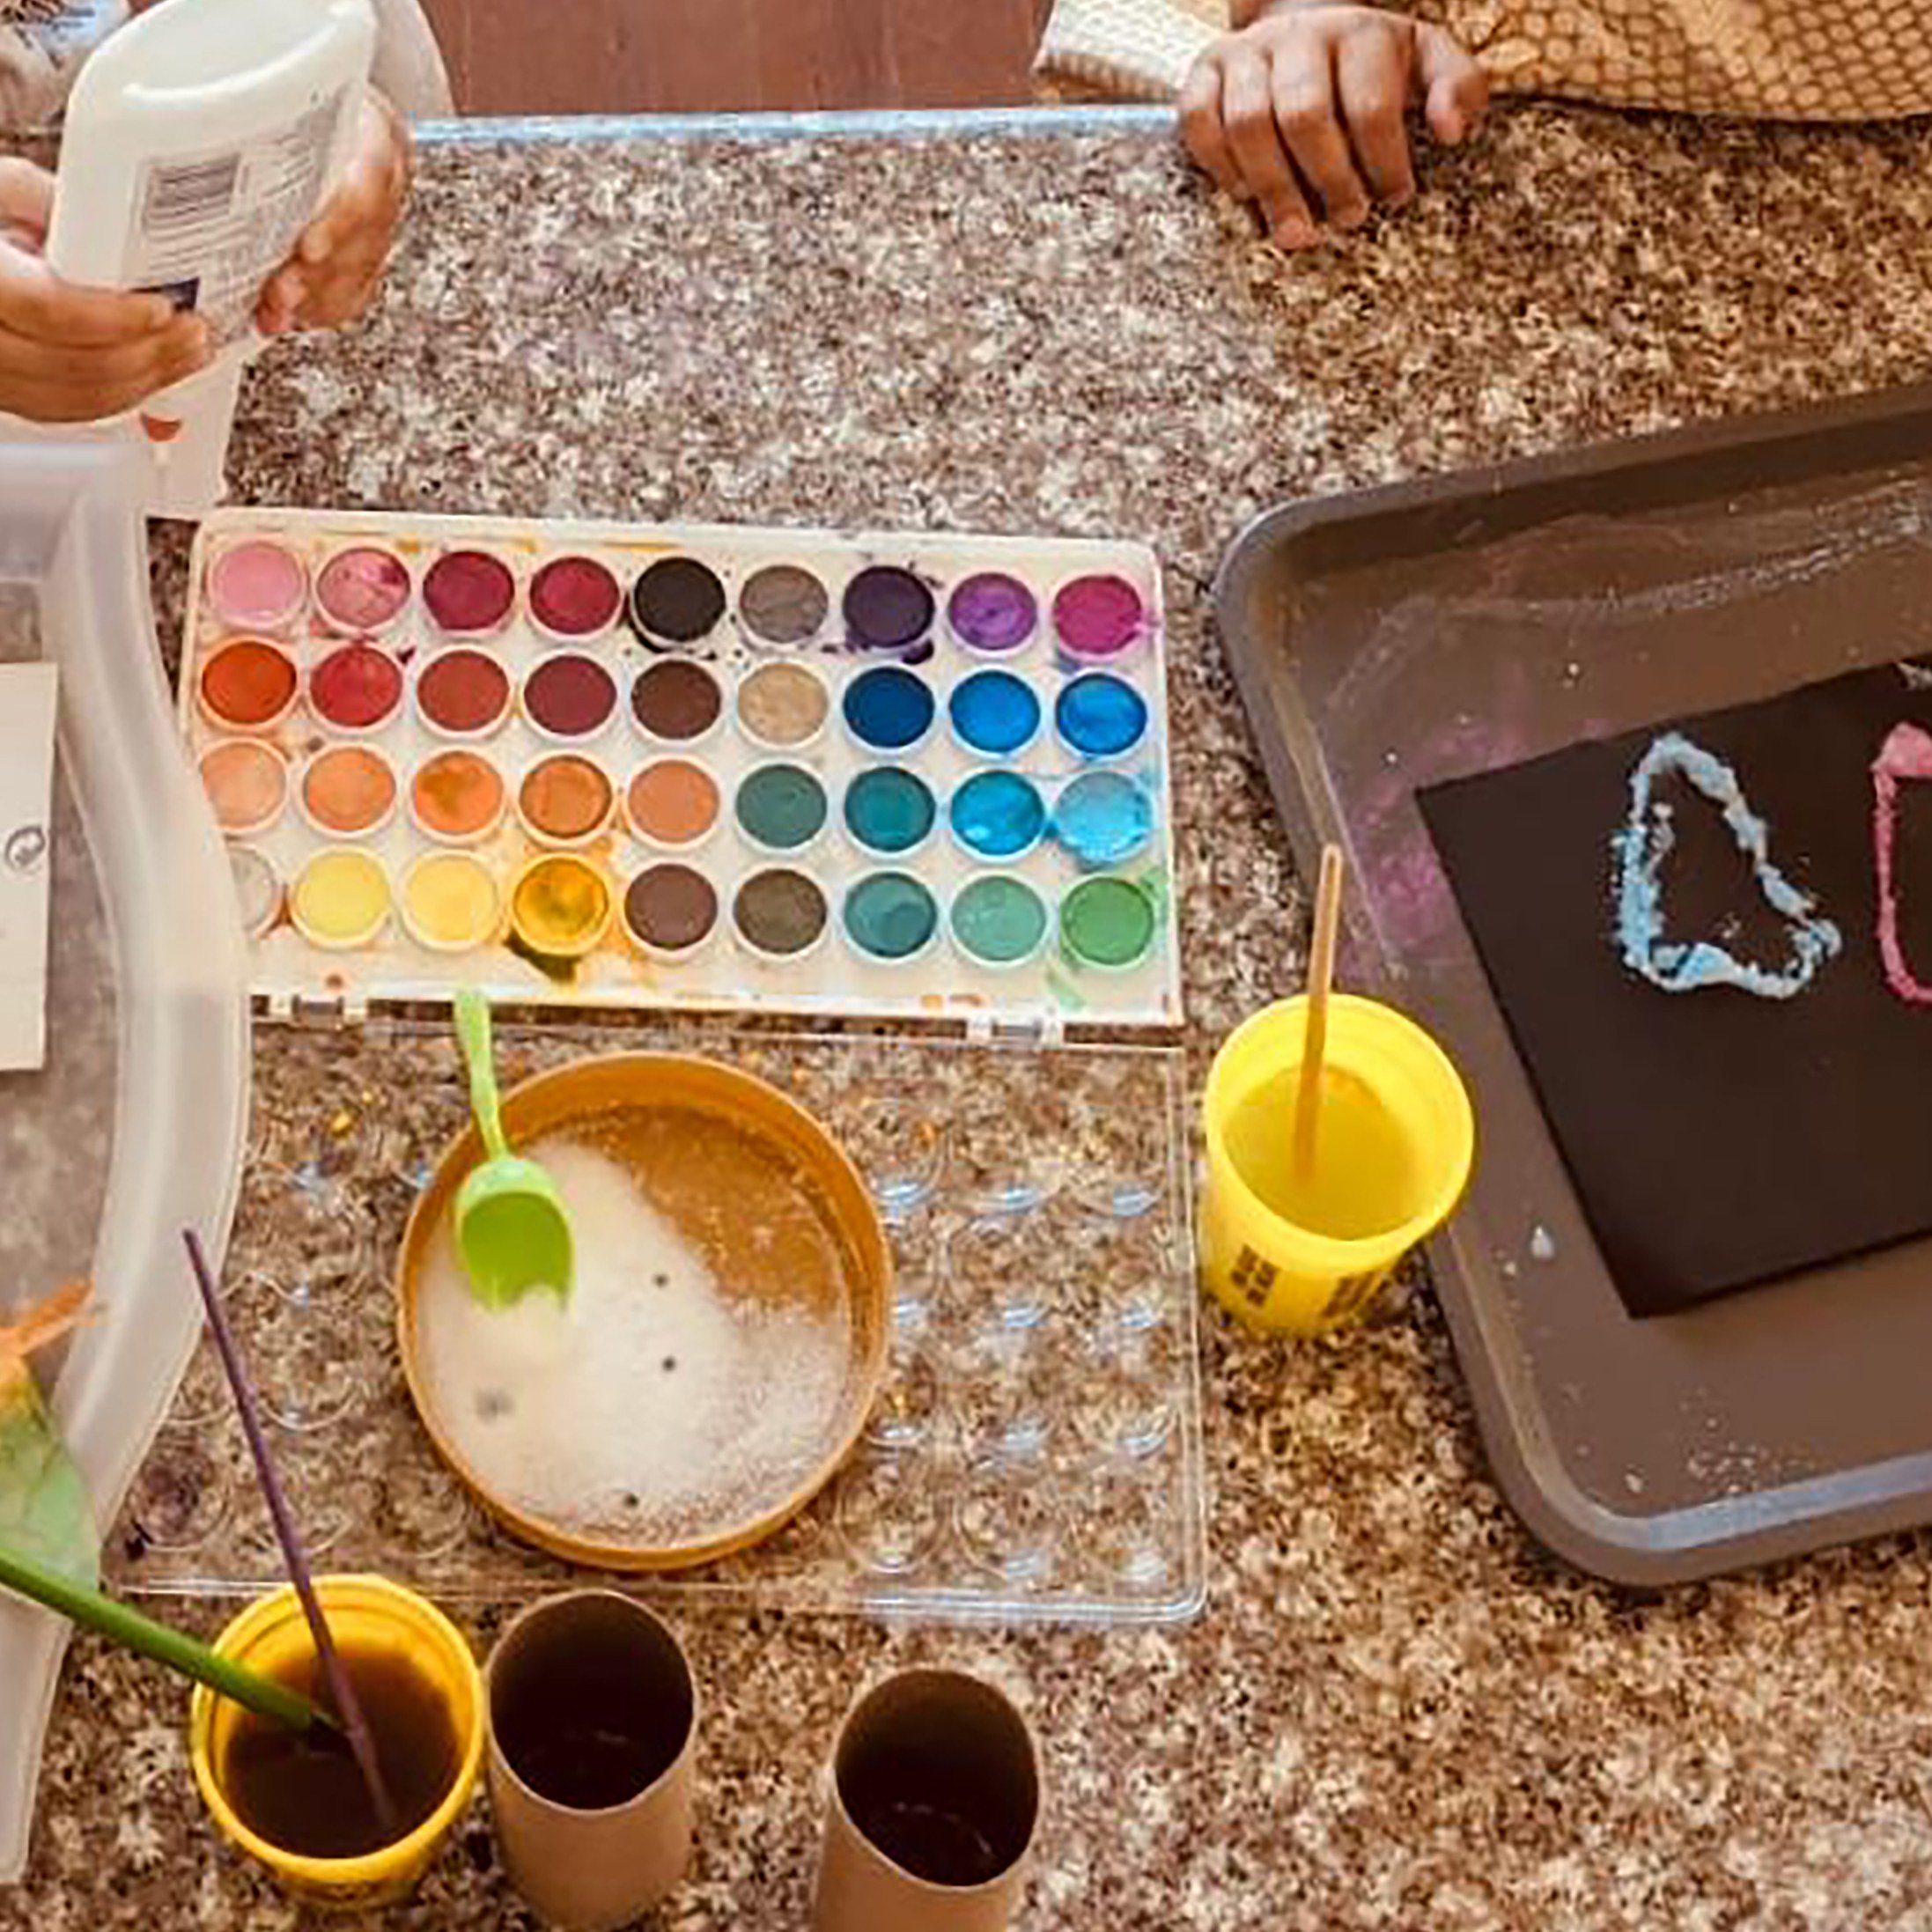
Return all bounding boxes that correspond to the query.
[414,1132,858,1547]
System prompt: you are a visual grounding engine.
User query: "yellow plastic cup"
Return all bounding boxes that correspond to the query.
[190,1574,484,1910]
[1200,992,1475,1335]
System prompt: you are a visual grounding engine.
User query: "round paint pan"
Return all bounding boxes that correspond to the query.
[843,564,935,654]
[518,753,616,849]
[734,763,829,857]
[299,742,400,840]
[198,638,299,734]
[948,770,1047,865]
[522,650,620,743]
[738,562,830,650]
[401,851,502,955]
[1051,573,1151,667]
[1054,671,1149,763]
[732,867,830,964]
[529,555,623,644]
[629,556,727,648]
[625,758,721,853]
[308,640,405,734]
[622,862,720,961]
[1052,769,1156,871]
[948,668,1043,762]
[424,548,518,640]
[947,571,1039,658]
[410,748,508,847]
[290,847,391,951]
[415,646,513,741]
[506,853,613,961]
[950,874,1052,971]
[843,766,937,859]
[197,738,289,838]
[631,659,725,748]
[207,536,307,635]
[841,872,940,969]
[395,1051,888,1572]
[842,664,936,757]
[1059,875,1158,973]
[315,542,413,638]
[735,660,830,753]
[229,846,283,941]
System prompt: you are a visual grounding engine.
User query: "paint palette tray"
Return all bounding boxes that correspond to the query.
[108,1020,1206,1626]
[180,509,1181,1036]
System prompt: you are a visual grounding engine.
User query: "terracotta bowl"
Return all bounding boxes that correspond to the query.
[397,1052,889,1572]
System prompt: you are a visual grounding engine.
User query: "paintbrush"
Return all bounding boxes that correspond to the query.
[182,1229,399,1837]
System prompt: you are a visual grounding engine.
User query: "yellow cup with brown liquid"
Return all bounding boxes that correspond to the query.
[189,1574,484,1908]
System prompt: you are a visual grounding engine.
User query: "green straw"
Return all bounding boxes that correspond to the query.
[0,1538,332,1734]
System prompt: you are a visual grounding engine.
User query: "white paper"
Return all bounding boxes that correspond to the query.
[0,664,58,1072]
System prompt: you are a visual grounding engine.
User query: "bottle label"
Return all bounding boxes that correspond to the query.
[128,86,352,349]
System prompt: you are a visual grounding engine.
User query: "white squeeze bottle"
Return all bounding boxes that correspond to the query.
[44,0,377,517]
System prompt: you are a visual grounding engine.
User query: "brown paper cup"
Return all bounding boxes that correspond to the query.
[813,1669,1041,1932]
[486,1591,697,1931]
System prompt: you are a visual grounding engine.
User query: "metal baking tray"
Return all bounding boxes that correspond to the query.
[1215,384,1932,1585]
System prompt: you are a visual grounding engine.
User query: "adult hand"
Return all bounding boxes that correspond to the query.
[0,159,210,423]
[1180,3,1488,248]
[256,88,411,335]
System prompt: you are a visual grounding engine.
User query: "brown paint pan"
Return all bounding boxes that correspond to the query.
[397,1052,889,1572]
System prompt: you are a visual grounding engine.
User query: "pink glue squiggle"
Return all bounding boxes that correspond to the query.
[1871,721,1932,1005]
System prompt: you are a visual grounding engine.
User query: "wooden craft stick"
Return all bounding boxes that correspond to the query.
[1294,844,1346,1180]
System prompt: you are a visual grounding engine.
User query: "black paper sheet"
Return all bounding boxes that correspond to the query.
[1420,660,1932,1316]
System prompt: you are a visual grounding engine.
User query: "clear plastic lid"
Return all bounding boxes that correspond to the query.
[0,445,249,1883]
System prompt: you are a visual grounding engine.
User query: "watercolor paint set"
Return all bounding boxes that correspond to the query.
[180,509,1181,1036]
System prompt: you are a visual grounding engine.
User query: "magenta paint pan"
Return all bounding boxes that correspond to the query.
[308,641,405,733]
[1051,574,1150,666]
[531,555,624,643]
[416,647,513,741]
[315,543,413,637]
[523,652,620,741]
[208,537,306,634]
[424,548,518,639]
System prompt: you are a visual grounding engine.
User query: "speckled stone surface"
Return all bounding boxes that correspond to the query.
[21,107,1932,1928]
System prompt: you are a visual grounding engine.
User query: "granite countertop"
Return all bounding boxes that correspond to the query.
[21,104,1932,1928]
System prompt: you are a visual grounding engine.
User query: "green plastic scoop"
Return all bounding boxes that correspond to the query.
[453,991,574,1309]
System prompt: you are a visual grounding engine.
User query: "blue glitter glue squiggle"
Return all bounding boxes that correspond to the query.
[1611,731,1843,999]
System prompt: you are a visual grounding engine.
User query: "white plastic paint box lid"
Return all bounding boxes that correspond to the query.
[0,444,248,1883]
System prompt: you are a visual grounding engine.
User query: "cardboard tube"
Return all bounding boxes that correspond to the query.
[814,1669,1041,1932]
[486,1591,697,1932]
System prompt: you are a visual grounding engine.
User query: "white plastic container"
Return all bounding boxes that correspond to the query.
[38,0,376,518]
[0,443,250,1883]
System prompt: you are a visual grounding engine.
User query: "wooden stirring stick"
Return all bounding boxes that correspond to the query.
[1294,844,1346,1182]
[182,1230,399,1836]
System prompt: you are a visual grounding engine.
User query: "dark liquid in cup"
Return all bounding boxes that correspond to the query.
[493,1624,687,1811]
[222,1645,461,1859]
[854,1797,1006,1887]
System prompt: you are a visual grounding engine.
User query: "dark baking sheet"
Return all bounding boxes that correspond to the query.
[1215,384,1932,1586]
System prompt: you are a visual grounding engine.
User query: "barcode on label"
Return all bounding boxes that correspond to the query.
[142,157,241,235]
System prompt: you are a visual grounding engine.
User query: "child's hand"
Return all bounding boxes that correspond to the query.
[0,159,210,424]
[256,89,410,336]
[1180,2,1488,248]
